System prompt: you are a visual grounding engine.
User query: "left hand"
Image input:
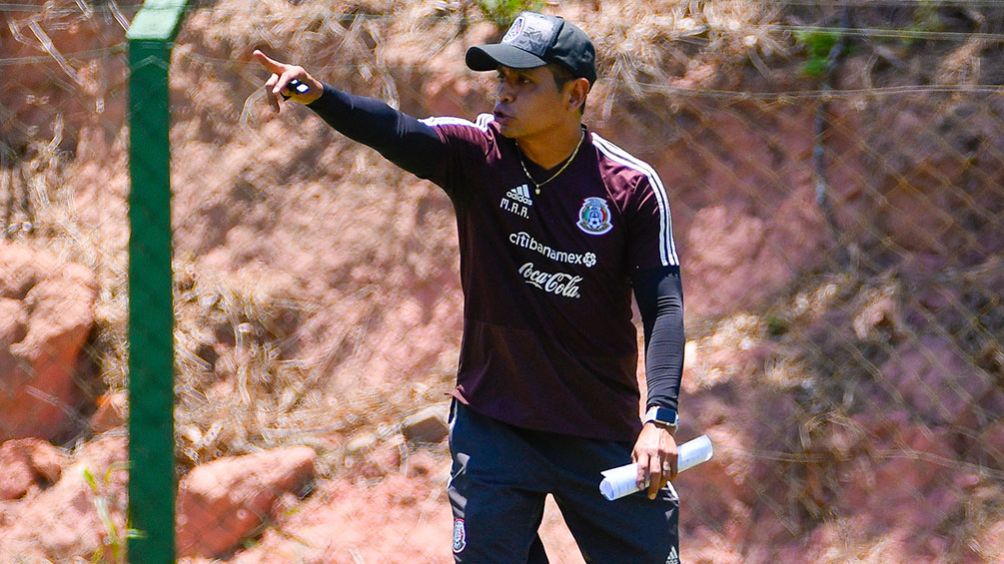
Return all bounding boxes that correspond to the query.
[631,422,678,500]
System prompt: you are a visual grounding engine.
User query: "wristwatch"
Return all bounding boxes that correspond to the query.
[643,406,679,429]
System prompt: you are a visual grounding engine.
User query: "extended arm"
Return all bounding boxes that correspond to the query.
[253,49,445,180]
[306,86,445,179]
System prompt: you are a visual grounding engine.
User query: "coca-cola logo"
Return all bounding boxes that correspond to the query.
[518,262,582,299]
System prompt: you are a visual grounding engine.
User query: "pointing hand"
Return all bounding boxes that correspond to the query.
[252,49,323,112]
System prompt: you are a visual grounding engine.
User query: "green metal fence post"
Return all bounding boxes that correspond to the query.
[127,1,187,562]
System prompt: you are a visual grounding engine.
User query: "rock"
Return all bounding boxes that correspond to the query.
[880,336,995,426]
[358,436,404,481]
[91,392,127,433]
[841,416,960,544]
[674,422,753,528]
[403,450,441,479]
[228,465,454,563]
[0,242,98,441]
[176,445,317,558]
[0,438,66,500]
[0,435,128,561]
[685,207,766,312]
[0,299,27,354]
[852,282,902,341]
[385,20,495,119]
[401,405,449,445]
[976,519,1004,562]
[345,432,378,456]
[682,201,827,317]
[980,422,1004,465]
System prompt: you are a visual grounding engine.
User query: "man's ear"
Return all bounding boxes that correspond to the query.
[568,77,590,111]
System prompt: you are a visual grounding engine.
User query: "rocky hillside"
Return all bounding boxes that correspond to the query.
[1,1,1002,562]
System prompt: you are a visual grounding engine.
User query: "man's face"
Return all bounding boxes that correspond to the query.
[492,65,570,139]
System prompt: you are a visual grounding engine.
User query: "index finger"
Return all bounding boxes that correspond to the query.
[253,49,286,74]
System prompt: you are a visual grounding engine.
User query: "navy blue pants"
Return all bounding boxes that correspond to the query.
[448,402,680,563]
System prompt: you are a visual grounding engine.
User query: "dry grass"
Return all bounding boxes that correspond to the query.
[586,0,789,95]
[170,257,455,476]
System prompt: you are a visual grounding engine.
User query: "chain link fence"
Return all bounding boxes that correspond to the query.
[1,0,1002,562]
[1,1,137,561]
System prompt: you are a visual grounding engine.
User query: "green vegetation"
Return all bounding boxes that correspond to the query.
[906,1,944,45]
[795,29,841,78]
[476,0,544,28]
[766,314,790,337]
[84,464,143,564]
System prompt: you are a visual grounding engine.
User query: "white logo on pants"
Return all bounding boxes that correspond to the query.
[452,518,467,553]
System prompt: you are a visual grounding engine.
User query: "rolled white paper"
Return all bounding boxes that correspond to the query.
[598,463,640,501]
[677,434,714,473]
[599,434,714,501]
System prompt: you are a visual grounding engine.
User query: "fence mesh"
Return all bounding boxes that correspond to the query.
[1,2,136,559]
[1,0,1002,562]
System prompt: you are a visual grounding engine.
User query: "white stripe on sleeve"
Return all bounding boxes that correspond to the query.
[419,113,494,132]
[591,133,679,266]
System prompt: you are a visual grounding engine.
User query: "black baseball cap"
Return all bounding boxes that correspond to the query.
[466,12,596,85]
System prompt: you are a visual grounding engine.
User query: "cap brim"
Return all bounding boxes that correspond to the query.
[466,43,547,72]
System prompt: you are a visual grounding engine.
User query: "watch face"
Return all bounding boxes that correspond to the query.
[646,407,678,426]
[656,408,678,425]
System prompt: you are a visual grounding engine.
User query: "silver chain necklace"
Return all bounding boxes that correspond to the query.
[517,129,586,195]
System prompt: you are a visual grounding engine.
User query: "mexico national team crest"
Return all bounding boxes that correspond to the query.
[452,518,467,553]
[577,197,613,235]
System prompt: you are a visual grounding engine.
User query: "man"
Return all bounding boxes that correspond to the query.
[255,11,685,563]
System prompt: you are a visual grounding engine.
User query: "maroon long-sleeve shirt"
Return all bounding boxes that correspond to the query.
[310,87,684,441]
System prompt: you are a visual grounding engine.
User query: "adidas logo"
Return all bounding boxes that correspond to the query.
[506,184,533,206]
[665,546,679,564]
